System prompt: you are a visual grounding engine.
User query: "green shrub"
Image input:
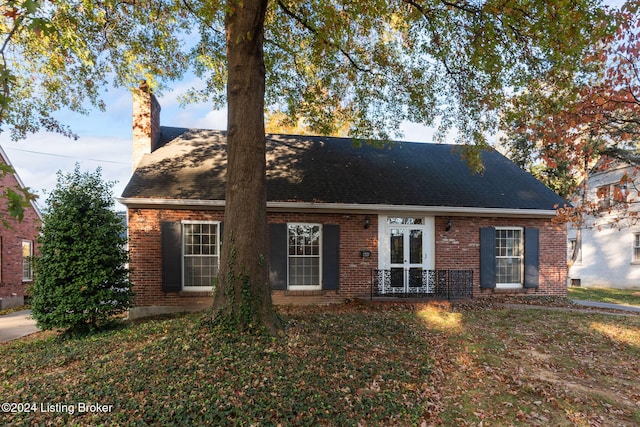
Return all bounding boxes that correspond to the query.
[31,165,133,332]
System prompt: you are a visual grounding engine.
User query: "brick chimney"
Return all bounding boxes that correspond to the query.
[132,80,161,170]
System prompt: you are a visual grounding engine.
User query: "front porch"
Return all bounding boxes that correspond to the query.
[371,269,473,300]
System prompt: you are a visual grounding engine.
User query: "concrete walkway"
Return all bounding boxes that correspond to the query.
[0,310,39,343]
[572,299,640,313]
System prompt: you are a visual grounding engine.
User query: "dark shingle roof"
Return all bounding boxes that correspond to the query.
[121,128,566,211]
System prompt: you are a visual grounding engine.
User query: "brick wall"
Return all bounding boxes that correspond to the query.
[132,82,161,171]
[0,166,41,309]
[127,208,567,314]
[128,209,378,310]
[435,216,567,297]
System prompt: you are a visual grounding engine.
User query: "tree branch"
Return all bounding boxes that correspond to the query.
[275,0,371,73]
[0,13,25,123]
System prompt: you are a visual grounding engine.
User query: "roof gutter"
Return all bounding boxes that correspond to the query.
[117,197,560,218]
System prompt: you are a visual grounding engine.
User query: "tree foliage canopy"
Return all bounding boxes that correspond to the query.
[502,1,640,192]
[1,0,612,145]
[501,1,640,236]
[31,165,132,332]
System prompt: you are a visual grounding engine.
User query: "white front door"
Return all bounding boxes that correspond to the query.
[379,216,435,293]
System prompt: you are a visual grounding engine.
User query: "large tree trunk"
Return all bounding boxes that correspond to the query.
[207,0,281,333]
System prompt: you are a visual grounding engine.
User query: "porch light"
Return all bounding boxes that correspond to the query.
[364,217,371,229]
[445,219,452,232]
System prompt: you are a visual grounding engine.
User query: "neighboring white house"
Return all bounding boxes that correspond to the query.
[568,160,640,288]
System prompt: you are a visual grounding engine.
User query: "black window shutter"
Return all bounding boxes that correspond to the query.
[322,224,340,290]
[524,228,540,288]
[268,224,287,290]
[480,227,496,289]
[161,221,182,292]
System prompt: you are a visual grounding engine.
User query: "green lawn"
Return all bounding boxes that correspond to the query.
[568,286,640,307]
[2,302,640,426]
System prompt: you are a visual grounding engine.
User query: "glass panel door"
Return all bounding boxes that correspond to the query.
[407,229,423,289]
[388,227,424,291]
[390,228,405,288]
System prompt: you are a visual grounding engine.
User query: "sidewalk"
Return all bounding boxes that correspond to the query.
[0,310,39,343]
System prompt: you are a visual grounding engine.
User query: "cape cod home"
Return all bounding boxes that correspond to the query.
[0,146,41,309]
[568,160,640,288]
[119,87,568,318]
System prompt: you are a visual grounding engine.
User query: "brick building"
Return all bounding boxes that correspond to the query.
[0,146,41,309]
[119,87,568,318]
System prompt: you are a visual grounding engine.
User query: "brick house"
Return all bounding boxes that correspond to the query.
[0,146,41,309]
[120,88,568,318]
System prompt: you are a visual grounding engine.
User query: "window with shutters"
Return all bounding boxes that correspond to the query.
[287,224,322,290]
[481,227,538,290]
[182,221,220,291]
[495,227,523,288]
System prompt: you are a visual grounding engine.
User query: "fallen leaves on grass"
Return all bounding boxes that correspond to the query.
[1,301,640,426]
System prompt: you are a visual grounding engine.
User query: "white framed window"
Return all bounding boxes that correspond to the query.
[182,221,220,291]
[387,217,423,225]
[568,237,582,263]
[495,227,523,288]
[597,182,629,210]
[287,223,322,290]
[22,240,33,281]
[633,233,640,263]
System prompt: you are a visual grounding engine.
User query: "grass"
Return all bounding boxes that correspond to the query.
[568,286,640,307]
[1,301,640,426]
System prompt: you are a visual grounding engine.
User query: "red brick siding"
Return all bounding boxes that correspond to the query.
[0,165,40,308]
[128,209,567,309]
[132,87,161,170]
[128,209,378,307]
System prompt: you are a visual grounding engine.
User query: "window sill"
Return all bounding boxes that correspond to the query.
[283,290,325,296]
[482,287,528,294]
[495,284,523,290]
[178,290,213,297]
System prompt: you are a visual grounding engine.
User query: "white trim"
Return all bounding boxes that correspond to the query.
[495,226,524,288]
[633,232,640,263]
[117,197,559,218]
[378,215,435,293]
[181,220,221,225]
[21,239,33,282]
[181,220,221,292]
[287,223,322,291]
[495,283,523,289]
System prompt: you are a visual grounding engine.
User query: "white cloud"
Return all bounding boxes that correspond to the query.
[0,133,132,211]
[188,109,227,130]
[399,122,434,143]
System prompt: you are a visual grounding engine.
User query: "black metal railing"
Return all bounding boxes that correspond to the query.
[371,269,473,300]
